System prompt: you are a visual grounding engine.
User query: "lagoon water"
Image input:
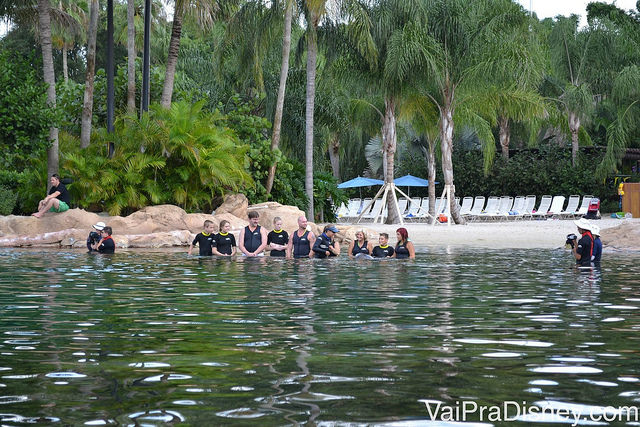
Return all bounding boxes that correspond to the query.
[1,248,639,425]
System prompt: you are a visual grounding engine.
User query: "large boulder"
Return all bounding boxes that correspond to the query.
[248,202,308,233]
[0,209,102,237]
[601,222,640,250]
[215,193,249,219]
[109,205,189,234]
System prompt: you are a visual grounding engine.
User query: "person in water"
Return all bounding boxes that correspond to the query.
[394,227,415,259]
[267,217,289,257]
[572,218,594,267]
[287,216,316,259]
[372,233,394,258]
[348,230,372,257]
[87,221,106,252]
[591,224,602,264]
[239,211,268,257]
[188,220,216,256]
[312,225,340,258]
[213,220,236,256]
[93,226,115,254]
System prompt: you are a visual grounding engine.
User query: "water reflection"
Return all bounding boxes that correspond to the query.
[0,248,639,425]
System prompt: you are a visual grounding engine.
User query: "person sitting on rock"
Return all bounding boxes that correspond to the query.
[92,226,115,254]
[32,174,71,218]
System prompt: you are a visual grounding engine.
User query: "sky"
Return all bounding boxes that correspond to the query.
[515,0,638,25]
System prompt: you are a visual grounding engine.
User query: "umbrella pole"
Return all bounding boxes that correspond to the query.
[356,184,386,224]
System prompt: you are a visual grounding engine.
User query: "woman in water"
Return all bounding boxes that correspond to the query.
[394,227,415,259]
[348,230,373,258]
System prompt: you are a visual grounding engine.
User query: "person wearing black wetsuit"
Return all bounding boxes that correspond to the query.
[312,225,340,258]
[189,220,216,256]
[239,211,268,256]
[267,217,289,257]
[213,220,236,256]
[372,233,394,258]
[394,227,415,259]
[96,226,116,254]
[288,216,316,259]
[349,230,372,257]
[573,218,594,267]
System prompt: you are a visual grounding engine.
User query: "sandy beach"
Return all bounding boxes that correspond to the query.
[350,217,639,250]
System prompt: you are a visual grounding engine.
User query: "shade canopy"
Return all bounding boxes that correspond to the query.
[337,176,384,189]
[394,174,436,187]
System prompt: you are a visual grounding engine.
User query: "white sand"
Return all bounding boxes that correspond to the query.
[346,217,639,250]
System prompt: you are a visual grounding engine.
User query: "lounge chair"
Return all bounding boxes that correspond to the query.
[507,196,525,219]
[341,198,363,221]
[492,196,514,220]
[531,195,553,219]
[459,197,473,216]
[465,196,485,221]
[361,198,385,222]
[404,197,423,220]
[397,198,409,216]
[574,195,594,218]
[412,197,431,221]
[547,195,566,218]
[559,195,580,218]
[335,202,348,218]
[477,196,500,220]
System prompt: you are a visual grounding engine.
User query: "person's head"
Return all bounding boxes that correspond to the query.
[591,224,600,237]
[323,224,339,237]
[574,218,592,235]
[396,227,408,242]
[273,216,283,231]
[50,174,60,186]
[102,226,112,237]
[203,220,215,234]
[219,220,230,233]
[92,221,106,232]
[379,232,389,245]
[297,216,308,229]
[355,230,366,242]
[248,211,260,226]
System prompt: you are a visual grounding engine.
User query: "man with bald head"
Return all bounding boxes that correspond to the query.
[287,215,316,259]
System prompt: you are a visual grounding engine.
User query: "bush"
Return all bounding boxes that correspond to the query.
[0,186,18,215]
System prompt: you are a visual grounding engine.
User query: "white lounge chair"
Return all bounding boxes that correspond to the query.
[465,196,485,221]
[513,195,536,220]
[335,202,348,218]
[547,195,566,218]
[397,198,409,216]
[341,198,363,221]
[574,195,593,218]
[404,197,423,219]
[559,195,580,218]
[508,196,526,219]
[531,195,553,219]
[361,198,385,222]
[477,196,500,220]
[459,197,474,216]
[493,196,514,220]
[412,197,431,221]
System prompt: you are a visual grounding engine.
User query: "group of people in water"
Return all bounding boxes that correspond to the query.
[188,211,416,259]
[571,217,602,267]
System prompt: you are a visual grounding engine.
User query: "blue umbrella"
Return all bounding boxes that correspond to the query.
[394,174,435,186]
[337,176,384,189]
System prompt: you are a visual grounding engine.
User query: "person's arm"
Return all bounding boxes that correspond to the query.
[367,242,374,255]
[45,190,60,202]
[330,240,341,256]
[238,228,249,256]
[254,227,269,255]
[188,243,194,255]
[286,235,293,258]
[94,237,105,252]
[312,235,325,255]
[348,241,355,258]
[308,233,316,258]
[407,241,416,259]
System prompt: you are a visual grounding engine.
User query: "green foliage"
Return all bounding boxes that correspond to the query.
[313,171,347,222]
[0,170,22,215]
[0,51,56,170]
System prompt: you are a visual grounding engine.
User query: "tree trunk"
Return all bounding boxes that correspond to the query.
[328,134,340,179]
[161,4,183,108]
[427,140,436,223]
[569,111,580,166]
[127,0,136,113]
[38,0,59,181]
[62,44,68,83]
[80,0,99,149]
[265,0,293,196]
[499,115,510,159]
[440,97,465,225]
[305,17,318,220]
[382,97,400,224]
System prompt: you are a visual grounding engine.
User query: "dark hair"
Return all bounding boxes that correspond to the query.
[103,226,113,236]
[248,211,259,219]
[380,232,389,239]
[51,173,60,180]
[396,227,408,241]
[219,220,229,228]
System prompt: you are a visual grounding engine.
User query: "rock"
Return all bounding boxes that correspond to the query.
[0,209,102,236]
[184,213,217,234]
[120,230,194,248]
[215,194,248,219]
[601,222,640,250]
[247,202,309,234]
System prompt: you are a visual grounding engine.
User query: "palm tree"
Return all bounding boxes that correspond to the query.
[80,0,98,148]
[51,0,85,83]
[126,0,135,112]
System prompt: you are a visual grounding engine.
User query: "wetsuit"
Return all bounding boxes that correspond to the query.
[395,241,410,259]
[267,229,289,257]
[312,233,337,258]
[98,236,115,254]
[372,245,394,258]
[292,230,312,258]
[576,231,593,267]
[351,240,370,256]
[243,225,263,254]
[192,232,216,256]
[215,232,236,255]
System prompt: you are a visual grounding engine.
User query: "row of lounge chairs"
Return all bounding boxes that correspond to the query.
[335,194,595,222]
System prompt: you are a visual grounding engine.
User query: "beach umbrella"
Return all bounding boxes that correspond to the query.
[337,176,384,188]
[393,174,437,196]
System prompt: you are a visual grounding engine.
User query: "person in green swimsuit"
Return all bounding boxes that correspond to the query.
[32,174,71,218]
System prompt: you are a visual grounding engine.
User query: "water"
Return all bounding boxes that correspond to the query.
[0,248,639,426]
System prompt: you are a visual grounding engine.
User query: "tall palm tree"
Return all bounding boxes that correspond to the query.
[80,0,98,148]
[126,0,135,112]
[51,0,85,83]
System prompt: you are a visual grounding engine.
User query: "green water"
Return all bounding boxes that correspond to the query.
[0,248,639,426]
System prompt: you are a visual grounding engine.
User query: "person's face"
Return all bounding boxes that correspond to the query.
[249,215,260,226]
[222,222,231,233]
[274,220,283,230]
[101,230,109,238]
[298,217,307,229]
[326,230,335,239]
[379,235,388,245]
[205,223,215,234]
[396,232,402,241]
[356,232,364,241]
[50,176,60,187]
